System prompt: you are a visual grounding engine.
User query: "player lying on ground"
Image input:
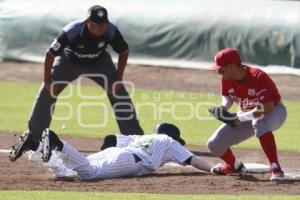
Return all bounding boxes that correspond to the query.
[39,123,212,180]
[208,48,287,181]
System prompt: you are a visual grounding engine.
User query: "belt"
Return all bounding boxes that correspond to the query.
[133,154,142,163]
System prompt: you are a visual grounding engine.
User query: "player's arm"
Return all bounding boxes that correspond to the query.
[110,28,129,81]
[209,102,274,127]
[220,78,233,111]
[210,74,276,126]
[109,27,129,93]
[208,80,236,127]
[185,156,212,173]
[255,102,274,116]
[116,134,136,147]
[44,32,69,95]
[236,72,277,124]
[43,52,55,91]
[116,49,129,81]
[235,102,274,124]
[221,95,233,111]
[166,138,212,172]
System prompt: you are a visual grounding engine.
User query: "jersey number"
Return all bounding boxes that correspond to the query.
[51,39,61,51]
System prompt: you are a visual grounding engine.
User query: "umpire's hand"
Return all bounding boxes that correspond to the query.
[108,81,125,95]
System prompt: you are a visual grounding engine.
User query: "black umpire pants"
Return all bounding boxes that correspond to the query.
[28,52,144,138]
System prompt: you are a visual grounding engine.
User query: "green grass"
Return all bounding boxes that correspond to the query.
[1,191,300,200]
[0,81,299,151]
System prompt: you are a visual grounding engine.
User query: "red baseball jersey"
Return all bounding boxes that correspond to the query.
[221,66,281,111]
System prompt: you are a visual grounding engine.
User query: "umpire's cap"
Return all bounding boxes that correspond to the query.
[154,123,185,145]
[88,5,109,24]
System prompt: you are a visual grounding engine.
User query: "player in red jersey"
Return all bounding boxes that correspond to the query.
[208,48,287,181]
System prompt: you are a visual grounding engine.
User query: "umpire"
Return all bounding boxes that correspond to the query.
[10,5,144,162]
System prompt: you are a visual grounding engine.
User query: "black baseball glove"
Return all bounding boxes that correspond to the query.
[208,106,237,127]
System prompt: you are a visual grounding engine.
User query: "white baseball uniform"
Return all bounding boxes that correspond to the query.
[55,134,194,180]
[116,134,193,175]
[61,144,140,180]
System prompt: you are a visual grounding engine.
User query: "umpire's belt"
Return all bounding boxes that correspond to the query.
[133,154,142,163]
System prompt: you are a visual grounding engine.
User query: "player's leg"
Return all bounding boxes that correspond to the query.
[86,52,144,135]
[10,56,80,162]
[43,131,140,180]
[88,148,140,179]
[41,129,97,180]
[28,55,80,139]
[207,122,254,175]
[254,103,287,181]
[60,143,97,180]
[41,129,64,162]
[9,130,40,161]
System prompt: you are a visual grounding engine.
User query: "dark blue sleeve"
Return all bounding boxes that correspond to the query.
[47,20,84,57]
[47,31,69,57]
[107,23,129,54]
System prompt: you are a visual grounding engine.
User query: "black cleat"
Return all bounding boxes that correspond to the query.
[42,129,63,162]
[9,131,39,162]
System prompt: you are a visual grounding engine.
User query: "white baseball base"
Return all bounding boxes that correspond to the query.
[244,163,269,173]
[0,149,11,153]
[166,162,300,180]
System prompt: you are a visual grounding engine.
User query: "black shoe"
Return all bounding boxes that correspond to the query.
[9,131,39,162]
[100,135,117,150]
[42,129,63,162]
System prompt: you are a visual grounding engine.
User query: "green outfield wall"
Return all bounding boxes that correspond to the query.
[1,0,300,71]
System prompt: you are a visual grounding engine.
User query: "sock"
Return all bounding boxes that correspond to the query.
[259,131,279,167]
[27,132,40,151]
[50,130,64,151]
[220,148,236,169]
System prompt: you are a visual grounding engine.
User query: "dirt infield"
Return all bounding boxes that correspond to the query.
[0,62,300,194]
[1,132,300,194]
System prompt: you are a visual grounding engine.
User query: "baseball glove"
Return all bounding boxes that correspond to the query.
[208,106,237,127]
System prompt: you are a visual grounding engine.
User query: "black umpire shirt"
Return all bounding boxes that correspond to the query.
[47,20,128,65]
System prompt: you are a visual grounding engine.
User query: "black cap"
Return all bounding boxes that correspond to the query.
[87,5,109,24]
[154,123,186,146]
